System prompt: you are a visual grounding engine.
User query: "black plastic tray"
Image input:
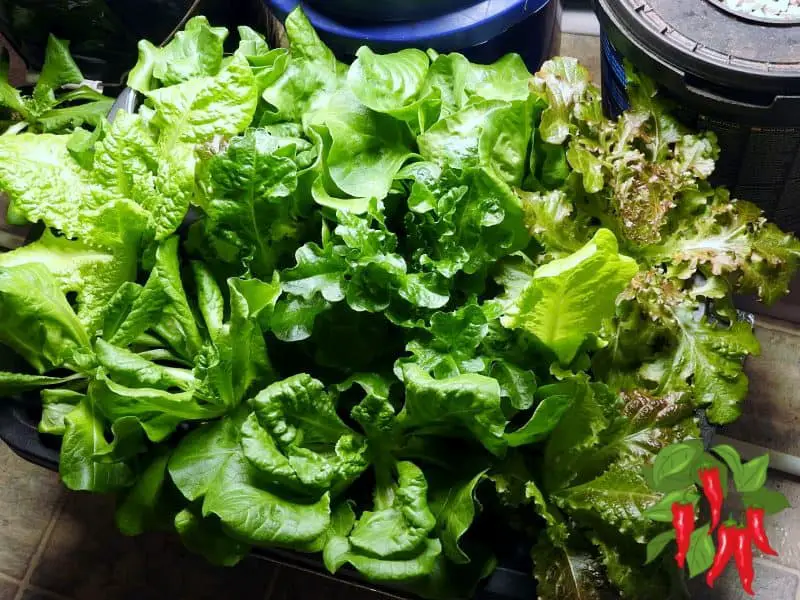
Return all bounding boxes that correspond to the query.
[0,398,535,600]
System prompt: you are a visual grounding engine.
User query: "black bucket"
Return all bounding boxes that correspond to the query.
[0,0,269,85]
[594,0,800,233]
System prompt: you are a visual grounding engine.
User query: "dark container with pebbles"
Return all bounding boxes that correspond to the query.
[593,0,800,232]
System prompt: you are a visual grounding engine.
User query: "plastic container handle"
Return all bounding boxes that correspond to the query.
[683,76,782,115]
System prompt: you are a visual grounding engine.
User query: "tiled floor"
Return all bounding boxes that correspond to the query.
[2,25,800,600]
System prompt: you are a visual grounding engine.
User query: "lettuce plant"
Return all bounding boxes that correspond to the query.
[0,10,797,599]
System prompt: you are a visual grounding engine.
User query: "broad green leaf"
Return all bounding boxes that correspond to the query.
[331,537,442,583]
[195,128,302,277]
[553,464,661,541]
[644,529,675,565]
[250,374,353,447]
[34,35,83,96]
[39,389,84,435]
[261,8,344,124]
[95,339,193,391]
[418,100,532,187]
[463,53,532,104]
[127,17,227,91]
[428,468,487,564]
[169,415,244,502]
[711,444,744,484]
[145,53,257,147]
[399,364,507,456]
[241,412,367,498]
[686,525,715,577]
[643,490,700,523]
[643,305,760,424]
[0,133,115,237]
[736,454,770,493]
[325,463,442,582]
[490,360,537,411]
[90,375,221,441]
[320,88,415,200]
[0,264,90,372]
[348,47,430,116]
[741,488,791,515]
[92,111,189,239]
[349,462,436,557]
[115,451,171,536]
[501,229,638,364]
[0,372,81,396]
[175,508,250,567]
[203,453,332,546]
[519,189,591,259]
[652,442,705,487]
[60,395,133,492]
[111,237,203,359]
[0,226,141,333]
[542,379,608,492]
[566,145,604,193]
[93,416,148,462]
[505,393,573,447]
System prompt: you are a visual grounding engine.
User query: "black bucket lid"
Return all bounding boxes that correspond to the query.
[594,0,800,94]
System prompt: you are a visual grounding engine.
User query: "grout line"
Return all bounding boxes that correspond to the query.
[262,567,281,600]
[0,572,22,585]
[13,493,66,600]
[753,313,800,335]
[754,557,800,578]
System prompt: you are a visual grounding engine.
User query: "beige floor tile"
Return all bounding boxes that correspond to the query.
[0,445,63,580]
[756,475,800,574]
[689,558,800,599]
[725,316,800,457]
[0,580,18,600]
[30,492,276,600]
[559,33,601,83]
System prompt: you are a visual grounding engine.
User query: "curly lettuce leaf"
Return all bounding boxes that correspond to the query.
[641,302,760,424]
[194,128,306,277]
[127,16,227,92]
[324,462,442,582]
[244,374,368,496]
[145,52,258,147]
[398,364,507,456]
[260,8,345,125]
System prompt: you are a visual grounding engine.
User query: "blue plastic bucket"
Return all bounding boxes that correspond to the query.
[266,0,561,70]
[302,0,482,23]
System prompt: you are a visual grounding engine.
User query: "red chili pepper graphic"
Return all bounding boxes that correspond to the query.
[706,523,735,589]
[733,526,755,596]
[699,467,724,531]
[746,507,778,556]
[671,502,695,569]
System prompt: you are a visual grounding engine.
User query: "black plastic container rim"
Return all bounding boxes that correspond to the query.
[592,0,800,94]
[593,0,800,124]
